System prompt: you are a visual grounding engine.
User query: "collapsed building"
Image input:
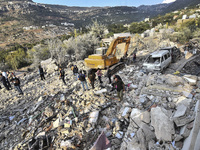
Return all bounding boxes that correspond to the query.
[0,58,200,150]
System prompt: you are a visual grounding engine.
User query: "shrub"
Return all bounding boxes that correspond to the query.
[28,44,51,67]
[170,28,192,44]
[129,22,150,34]
[5,48,29,69]
[107,24,128,33]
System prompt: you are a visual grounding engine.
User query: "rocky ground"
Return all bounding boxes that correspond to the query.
[0,54,200,150]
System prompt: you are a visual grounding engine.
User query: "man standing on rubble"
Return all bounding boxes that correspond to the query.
[0,73,10,90]
[78,70,89,91]
[73,65,79,80]
[38,65,45,80]
[96,68,103,84]
[11,75,23,95]
[2,71,12,89]
[114,75,125,101]
[59,67,66,85]
[111,74,122,91]
[88,69,96,89]
[133,53,136,62]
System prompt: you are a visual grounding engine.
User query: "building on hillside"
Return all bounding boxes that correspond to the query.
[173,15,178,20]
[124,24,130,28]
[182,15,188,20]
[113,33,131,39]
[173,11,179,14]
[141,30,150,38]
[189,14,197,19]
[144,18,150,22]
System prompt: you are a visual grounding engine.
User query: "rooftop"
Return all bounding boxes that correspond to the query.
[151,50,169,57]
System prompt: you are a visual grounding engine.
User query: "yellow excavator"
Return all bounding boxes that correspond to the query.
[84,36,131,75]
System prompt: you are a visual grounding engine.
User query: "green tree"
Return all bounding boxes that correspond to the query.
[107,24,128,33]
[89,20,107,40]
[5,48,28,69]
[129,22,150,34]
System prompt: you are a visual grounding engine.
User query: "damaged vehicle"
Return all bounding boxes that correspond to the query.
[159,46,181,63]
[143,50,171,72]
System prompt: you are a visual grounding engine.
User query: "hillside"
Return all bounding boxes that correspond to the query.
[162,0,200,14]
[0,1,73,49]
[0,0,200,50]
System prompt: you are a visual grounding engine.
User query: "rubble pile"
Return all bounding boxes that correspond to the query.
[120,68,200,150]
[0,62,200,150]
[185,38,200,54]
[181,55,200,75]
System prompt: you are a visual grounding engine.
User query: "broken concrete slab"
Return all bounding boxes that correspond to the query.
[140,111,150,124]
[151,107,175,141]
[94,89,107,95]
[89,111,99,124]
[173,104,188,118]
[180,125,191,138]
[197,81,200,88]
[141,123,156,143]
[176,96,192,107]
[183,75,197,86]
[141,85,184,97]
[182,100,200,150]
[165,74,185,87]
[173,104,195,127]
[182,91,193,99]
[130,109,147,128]
[137,128,147,150]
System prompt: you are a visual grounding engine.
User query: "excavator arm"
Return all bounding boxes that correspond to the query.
[84,36,131,72]
[106,36,131,56]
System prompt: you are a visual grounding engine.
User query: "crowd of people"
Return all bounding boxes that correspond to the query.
[0,71,23,95]
[69,64,125,101]
[0,63,127,101]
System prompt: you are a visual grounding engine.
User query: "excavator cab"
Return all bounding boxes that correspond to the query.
[95,47,107,55]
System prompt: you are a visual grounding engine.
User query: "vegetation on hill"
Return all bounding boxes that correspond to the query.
[1,0,200,70]
[162,0,200,14]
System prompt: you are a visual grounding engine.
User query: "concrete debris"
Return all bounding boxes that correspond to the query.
[115,131,124,139]
[89,111,99,124]
[182,91,193,99]
[173,104,194,127]
[173,104,188,118]
[182,100,200,150]
[183,75,198,86]
[151,107,175,141]
[94,89,107,95]
[0,60,199,150]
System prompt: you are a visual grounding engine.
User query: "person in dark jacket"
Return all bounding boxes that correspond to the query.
[59,67,66,85]
[114,77,125,101]
[78,70,88,91]
[73,65,79,80]
[0,73,10,90]
[38,65,45,80]
[11,76,23,95]
[2,71,11,89]
[110,74,122,91]
[133,53,136,62]
[88,69,96,89]
[96,68,103,84]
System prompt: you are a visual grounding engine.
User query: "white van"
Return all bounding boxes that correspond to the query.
[143,50,172,72]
